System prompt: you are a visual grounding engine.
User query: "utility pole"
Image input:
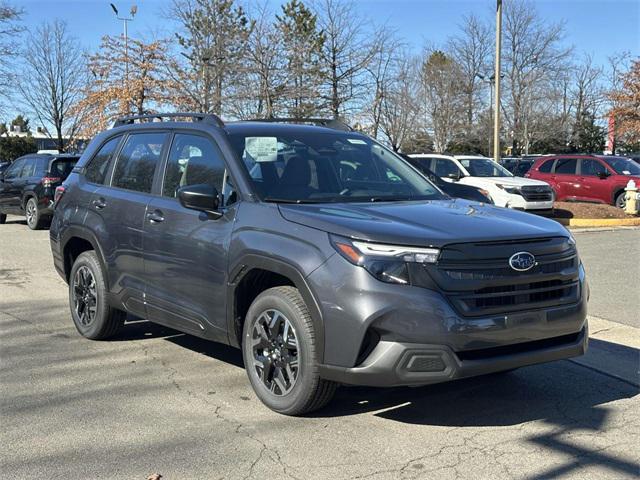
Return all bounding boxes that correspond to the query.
[110,3,137,114]
[493,0,502,162]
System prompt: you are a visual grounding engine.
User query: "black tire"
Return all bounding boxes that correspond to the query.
[68,251,125,340]
[25,197,45,230]
[242,286,337,415]
[0,213,6,224]
[614,191,626,209]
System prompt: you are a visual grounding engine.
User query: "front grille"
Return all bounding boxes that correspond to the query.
[423,237,580,317]
[520,185,553,202]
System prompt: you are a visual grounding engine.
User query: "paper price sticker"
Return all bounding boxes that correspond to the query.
[245,137,278,162]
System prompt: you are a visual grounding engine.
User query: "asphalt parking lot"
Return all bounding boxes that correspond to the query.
[1,216,638,480]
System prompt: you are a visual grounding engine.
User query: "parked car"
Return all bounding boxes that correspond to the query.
[503,158,535,177]
[50,114,587,415]
[402,154,493,203]
[525,154,640,208]
[0,153,79,228]
[0,161,11,175]
[408,154,554,213]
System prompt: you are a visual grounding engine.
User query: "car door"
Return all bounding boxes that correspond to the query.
[142,132,238,340]
[577,158,614,203]
[90,131,168,316]
[0,158,27,213]
[552,158,578,200]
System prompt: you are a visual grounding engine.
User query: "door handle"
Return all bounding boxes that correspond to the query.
[92,198,106,209]
[147,210,165,223]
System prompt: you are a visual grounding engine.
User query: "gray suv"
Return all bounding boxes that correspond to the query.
[50,114,588,415]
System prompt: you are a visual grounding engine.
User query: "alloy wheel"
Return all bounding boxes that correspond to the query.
[72,266,98,326]
[250,309,299,396]
[26,200,36,227]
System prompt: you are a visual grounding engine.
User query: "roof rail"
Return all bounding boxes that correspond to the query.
[113,112,225,129]
[246,117,353,132]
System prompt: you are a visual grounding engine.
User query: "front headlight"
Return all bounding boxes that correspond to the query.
[496,183,521,195]
[330,235,440,284]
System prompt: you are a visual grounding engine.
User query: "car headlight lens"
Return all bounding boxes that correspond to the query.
[330,235,440,284]
[496,183,521,194]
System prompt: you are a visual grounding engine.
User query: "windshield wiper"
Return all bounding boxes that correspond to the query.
[263,197,328,204]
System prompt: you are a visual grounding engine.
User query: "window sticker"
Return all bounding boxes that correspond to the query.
[245,137,278,162]
[347,138,367,145]
[623,170,631,175]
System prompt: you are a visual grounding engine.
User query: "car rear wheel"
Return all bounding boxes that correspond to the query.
[615,191,626,209]
[69,251,125,339]
[25,197,45,230]
[242,286,337,415]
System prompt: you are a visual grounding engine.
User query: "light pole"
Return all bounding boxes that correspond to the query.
[493,0,503,162]
[110,3,137,113]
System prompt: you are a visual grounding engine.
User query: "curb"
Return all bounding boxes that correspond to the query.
[552,217,640,227]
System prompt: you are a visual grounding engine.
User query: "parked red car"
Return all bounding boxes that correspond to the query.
[526,155,640,208]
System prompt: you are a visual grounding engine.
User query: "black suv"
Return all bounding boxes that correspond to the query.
[50,114,588,415]
[0,153,79,228]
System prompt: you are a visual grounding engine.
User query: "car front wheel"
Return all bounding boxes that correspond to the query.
[242,286,336,415]
[0,213,6,224]
[615,191,626,209]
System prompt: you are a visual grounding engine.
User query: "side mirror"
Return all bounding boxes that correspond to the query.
[177,184,222,218]
[447,171,461,181]
[597,171,610,179]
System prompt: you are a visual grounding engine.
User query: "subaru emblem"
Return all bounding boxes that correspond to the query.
[509,251,536,271]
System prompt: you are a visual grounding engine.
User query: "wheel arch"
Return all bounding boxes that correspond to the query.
[612,187,626,206]
[61,226,109,286]
[227,254,325,362]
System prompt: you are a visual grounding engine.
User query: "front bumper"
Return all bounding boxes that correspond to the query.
[309,253,588,386]
[320,325,587,387]
[506,196,554,211]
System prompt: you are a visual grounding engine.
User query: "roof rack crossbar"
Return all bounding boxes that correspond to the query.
[113,112,225,129]
[246,117,353,132]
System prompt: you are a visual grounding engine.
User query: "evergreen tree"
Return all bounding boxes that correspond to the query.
[276,0,324,117]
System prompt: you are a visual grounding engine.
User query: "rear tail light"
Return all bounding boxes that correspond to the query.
[42,176,61,187]
[54,185,66,205]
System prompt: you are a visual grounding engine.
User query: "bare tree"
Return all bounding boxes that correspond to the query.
[0,1,23,114]
[447,14,492,126]
[18,20,86,152]
[378,54,422,152]
[502,0,572,154]
[314,0,379,118]
[365,27,404,140]
[420,50,466,152]
[568,53,605,146]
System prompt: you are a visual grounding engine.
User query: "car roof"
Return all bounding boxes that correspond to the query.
[455,155,491,161]
[223,121,365,137]
[407,153,457,160]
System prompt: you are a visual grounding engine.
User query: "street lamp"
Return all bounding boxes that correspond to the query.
[477,73,504,159]
[493,0,503,162]
[110,3,137,113]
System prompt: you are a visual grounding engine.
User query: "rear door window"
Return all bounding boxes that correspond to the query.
[554,158,577,175]
[433,158,460,177]
[538,159,554,173]
[85,136,122,185]
[111,133,167,193]
[20,158,37,177]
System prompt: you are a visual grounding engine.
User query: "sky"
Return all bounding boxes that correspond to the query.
[14,0,640,70]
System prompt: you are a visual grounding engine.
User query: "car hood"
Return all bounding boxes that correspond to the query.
[462,176,550,188]
[278,199,568,247]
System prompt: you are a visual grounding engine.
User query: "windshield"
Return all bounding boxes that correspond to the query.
[600,156,640,175]
[459,158,513,177]
[228,131,444,203]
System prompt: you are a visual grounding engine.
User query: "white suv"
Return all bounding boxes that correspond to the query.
[408,154,554,212]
